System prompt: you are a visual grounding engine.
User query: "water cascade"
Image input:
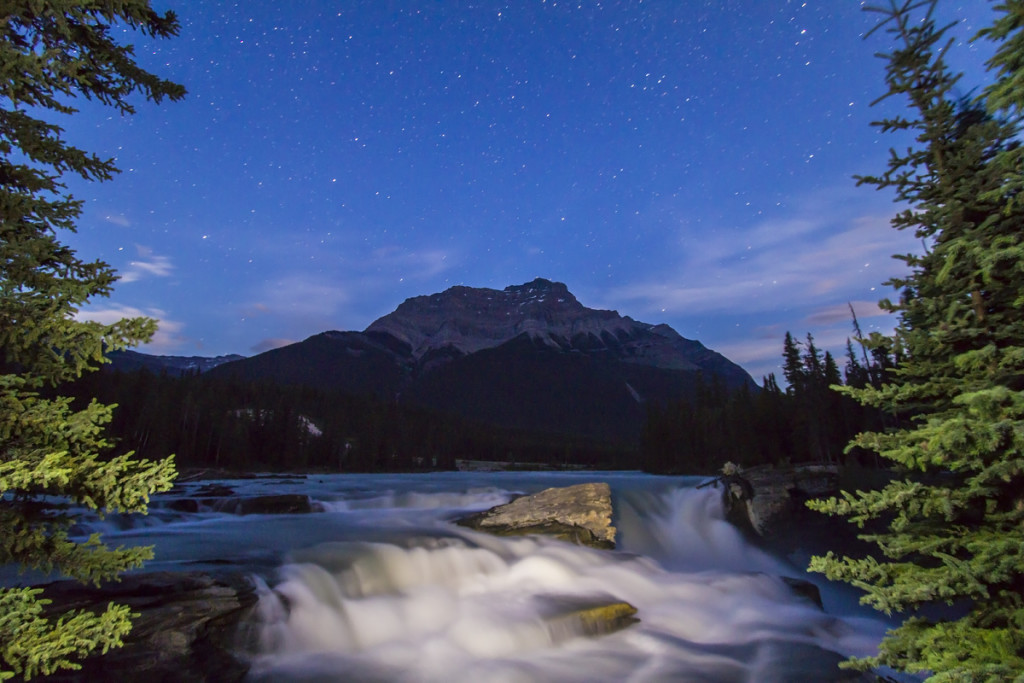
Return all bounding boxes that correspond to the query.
[235,477,887,682]
[0,472,892,680]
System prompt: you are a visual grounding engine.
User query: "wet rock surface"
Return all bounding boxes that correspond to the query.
[537,594,640,640]
[38,571,256,682]
[213,493,319,515]
[718,464,839,537]
[780,576,824,609]
[26,474,885,681]
[456,482,616,549]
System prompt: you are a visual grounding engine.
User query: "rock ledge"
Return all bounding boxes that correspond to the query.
[718,464,839,536]
[456,482,616,549]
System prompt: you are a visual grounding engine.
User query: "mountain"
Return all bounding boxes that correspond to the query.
[206,278,755,443]
[107,350,245,376]
[366,279,631,358]
[367,278,751,385]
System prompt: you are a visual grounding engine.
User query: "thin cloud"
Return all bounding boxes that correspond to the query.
[716,300,900,382]
[119,245,174,283]
[714,337,790,380]
[604,202,917,318]
[249,274,351,319]
[365,246,454,279]
[103,213,132,228]
[251,337,295,353]
[595,187,918,381]
[804,300,889,326]
[75,304,187,355]
[240,246,458,328]
[242,302,271,317]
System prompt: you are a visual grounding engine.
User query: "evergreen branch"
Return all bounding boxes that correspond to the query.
[0,587,133,680]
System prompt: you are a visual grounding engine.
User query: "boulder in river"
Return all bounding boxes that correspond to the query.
[456,482,616,549]
[538,594,639,641]
[780,576,824,609]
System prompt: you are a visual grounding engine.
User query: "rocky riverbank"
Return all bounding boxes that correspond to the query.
[34,481,626,680]
[712,462,840,537]
[38,571,256,682]
[27,472,888,681]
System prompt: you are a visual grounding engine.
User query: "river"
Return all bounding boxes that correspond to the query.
[12,471,900,681]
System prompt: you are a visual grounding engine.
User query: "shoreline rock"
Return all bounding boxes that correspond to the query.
[456,482,616,549]
[716,463,839,537]
[38,571,256,682]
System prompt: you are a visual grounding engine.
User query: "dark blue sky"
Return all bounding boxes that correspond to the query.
[64,1,993,379]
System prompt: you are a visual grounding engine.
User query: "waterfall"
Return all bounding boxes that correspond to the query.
[615,484,793,574]
[242,478,888,682]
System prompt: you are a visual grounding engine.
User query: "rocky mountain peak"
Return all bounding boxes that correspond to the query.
[365,278,633,358]
[195,278,756,445]
[359,278,754,389]
[503,277,572,299]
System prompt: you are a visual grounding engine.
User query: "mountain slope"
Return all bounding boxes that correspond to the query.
[366,278,750,385]
[204,278,755,442]
[212,331,413,397]
[402,332,704,442]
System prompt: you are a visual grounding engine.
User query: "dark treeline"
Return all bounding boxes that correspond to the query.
[641,329,899,473]
[66,326,898,475]
[67,369,633,472]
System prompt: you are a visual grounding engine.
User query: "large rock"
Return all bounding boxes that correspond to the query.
[456,482,616,549]
[538,594,639,640]
[780,576,824,609]
[719,464,839,537]
[38,571,256,682]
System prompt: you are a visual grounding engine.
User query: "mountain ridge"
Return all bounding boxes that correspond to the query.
[115,279,755,443]
[106,350,244,376]
[366,278,634,358]
[364,277,750,382]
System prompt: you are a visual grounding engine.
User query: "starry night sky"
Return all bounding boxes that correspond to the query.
[62,1,993,380]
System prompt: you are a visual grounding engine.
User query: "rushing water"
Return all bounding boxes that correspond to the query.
[8,471,896,681]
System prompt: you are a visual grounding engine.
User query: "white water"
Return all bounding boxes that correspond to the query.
[3,472,891,681]
[240,474,886,682]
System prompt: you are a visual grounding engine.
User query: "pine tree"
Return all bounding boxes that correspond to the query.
[781,331,806,393]
[844,339,869,389]
[1,3,184,678]
[808,1,1024,678]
